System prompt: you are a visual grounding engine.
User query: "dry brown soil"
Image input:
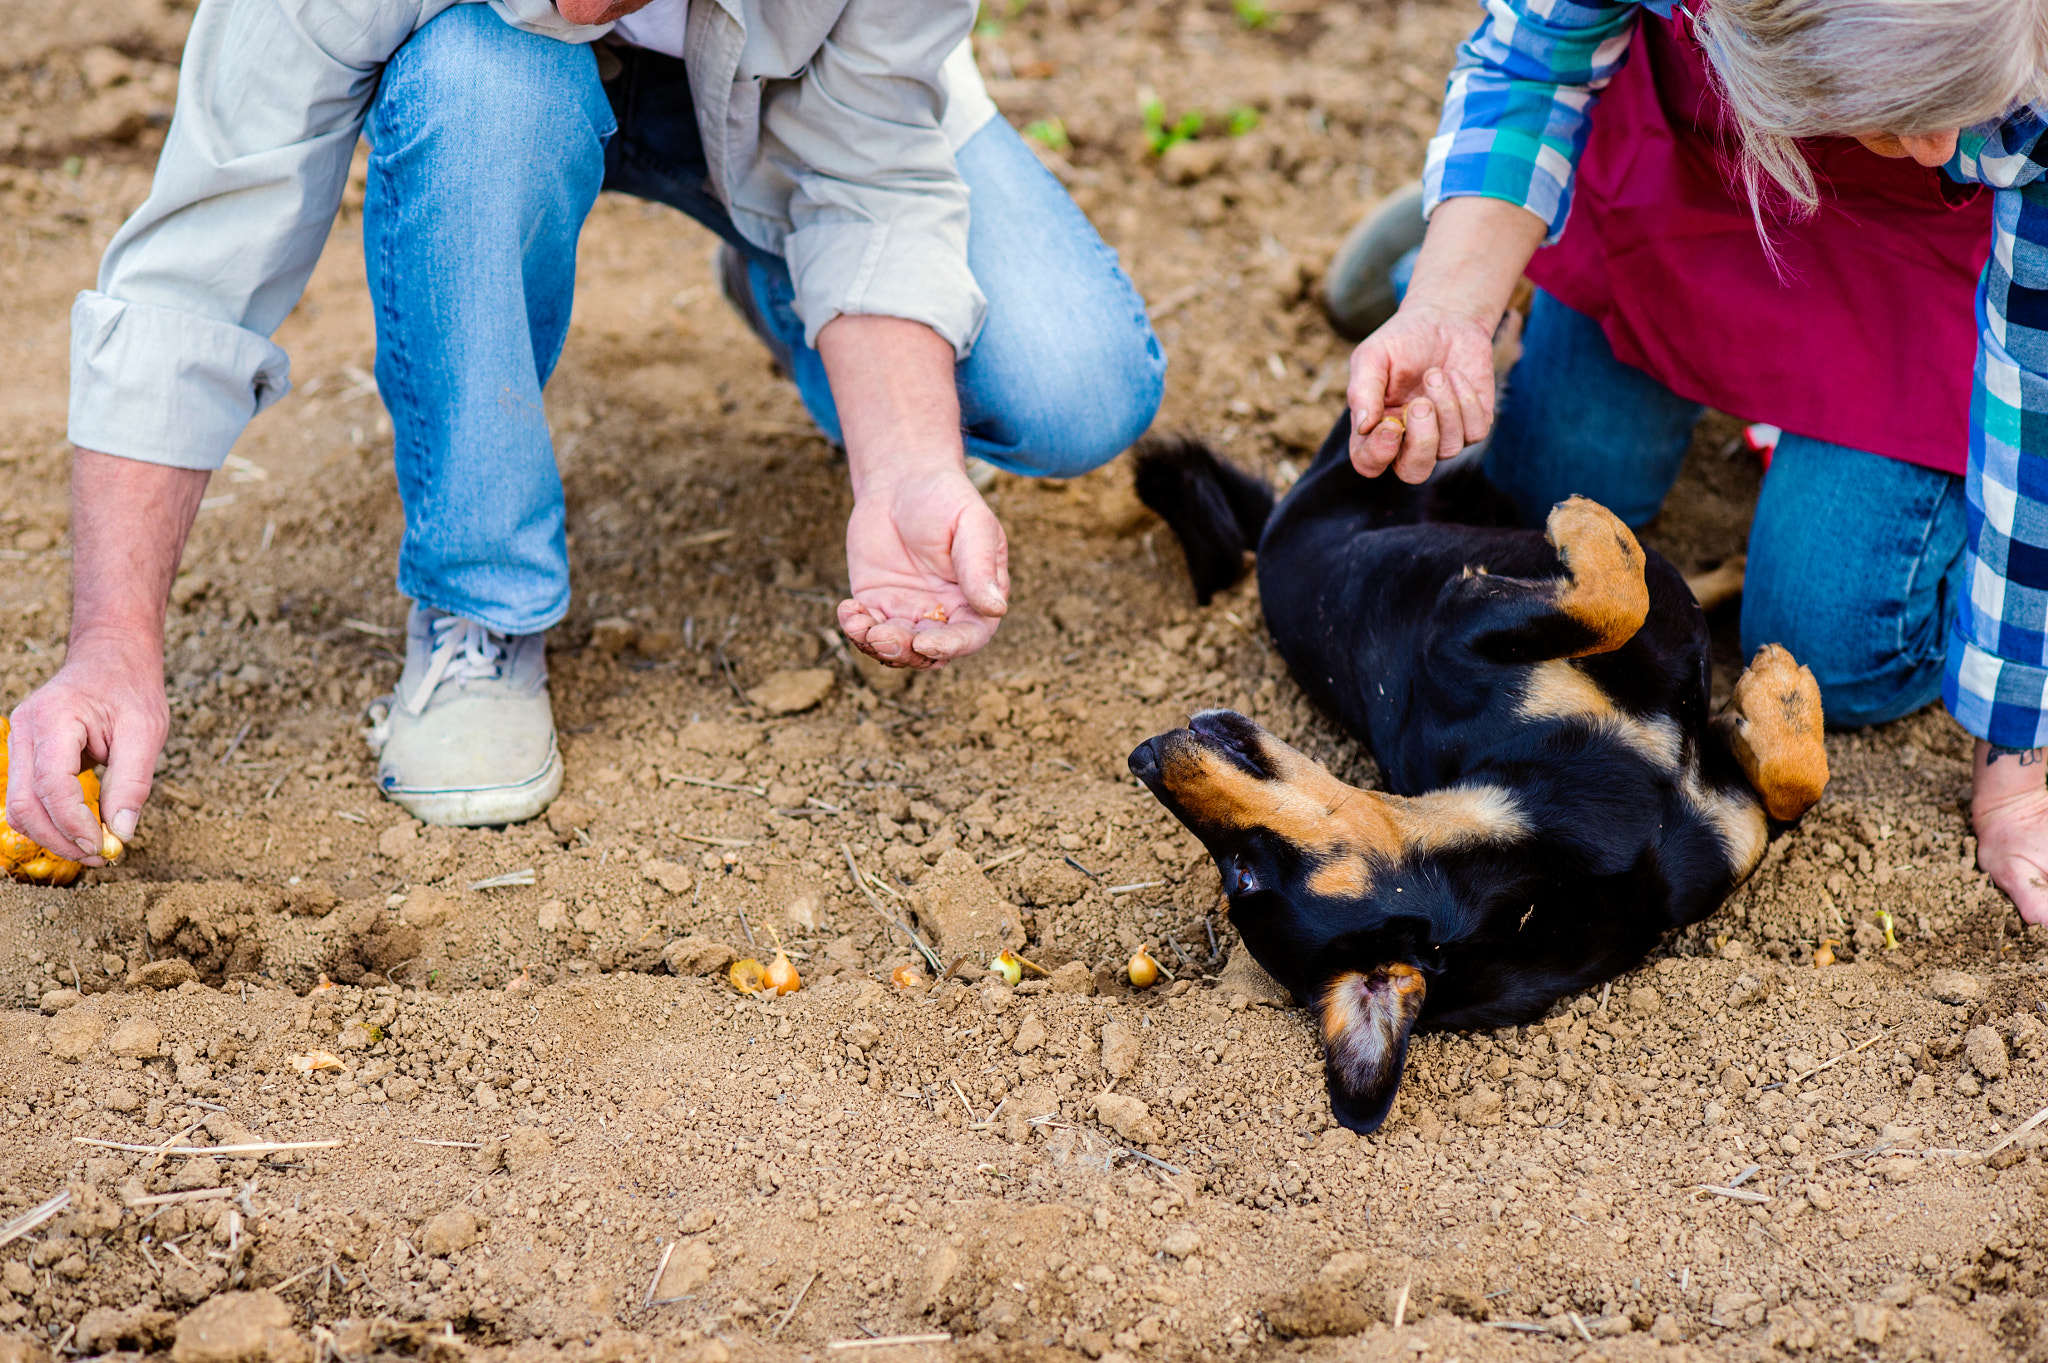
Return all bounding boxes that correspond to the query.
[5,3,2048,1363]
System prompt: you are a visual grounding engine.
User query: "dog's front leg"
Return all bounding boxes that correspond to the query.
[1427,496,1651,666]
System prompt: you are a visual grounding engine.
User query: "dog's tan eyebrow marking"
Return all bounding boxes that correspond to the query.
[1546,496,1649,657]
[1162,728,1527,900]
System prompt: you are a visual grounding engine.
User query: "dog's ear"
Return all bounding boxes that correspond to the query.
[1319,965,1427,1133]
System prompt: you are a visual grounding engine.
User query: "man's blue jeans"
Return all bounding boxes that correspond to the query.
[363,6,1165,635]
[1488,288,1968,729]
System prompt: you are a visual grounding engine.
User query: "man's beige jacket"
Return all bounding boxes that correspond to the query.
[69,0,996,470]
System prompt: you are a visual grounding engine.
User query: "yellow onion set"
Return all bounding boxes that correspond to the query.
[0,718,125,886]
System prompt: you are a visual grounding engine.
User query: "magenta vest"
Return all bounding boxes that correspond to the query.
[1524,13,1991,476]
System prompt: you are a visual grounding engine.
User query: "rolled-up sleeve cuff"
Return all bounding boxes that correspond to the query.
[783,222,988,360]
[68,291,291,471]
[1945,629,2048,746]
[1422,79,1589,245]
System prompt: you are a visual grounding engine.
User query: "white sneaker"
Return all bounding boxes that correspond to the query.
[365,606,563,827]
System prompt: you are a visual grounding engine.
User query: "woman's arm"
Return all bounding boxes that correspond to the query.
[1348,0,1646,478]
[1939,115,2048,924]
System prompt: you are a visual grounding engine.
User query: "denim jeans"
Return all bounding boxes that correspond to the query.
[1388,251,1968,728]
[364,6,1165,634]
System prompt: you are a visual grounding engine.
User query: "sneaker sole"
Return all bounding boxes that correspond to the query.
[382,742,565,828]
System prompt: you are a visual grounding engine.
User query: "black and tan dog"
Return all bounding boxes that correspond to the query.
[1128,420,1828,1133]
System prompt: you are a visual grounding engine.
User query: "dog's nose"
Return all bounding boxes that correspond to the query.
[1127,740,1163,783]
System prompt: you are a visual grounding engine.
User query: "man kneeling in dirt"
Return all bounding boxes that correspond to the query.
[4,0,1165,849]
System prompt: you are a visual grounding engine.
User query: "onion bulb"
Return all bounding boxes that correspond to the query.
[0,717,124,885]
[1127,946,1162,989]
[729,958,769,994]
[764,949,801,996]
[988,949,1024,987]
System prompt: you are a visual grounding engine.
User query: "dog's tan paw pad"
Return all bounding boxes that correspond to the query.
[1730,643,1828,821]
[1545,496,1648,656]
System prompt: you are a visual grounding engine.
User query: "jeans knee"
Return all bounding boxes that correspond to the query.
[979,326,1166,478]
[377,8,609,167]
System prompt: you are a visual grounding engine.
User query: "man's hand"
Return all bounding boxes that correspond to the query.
[819,313,1009,669]
[1345,195,1548,483]
[1972,739,2048,926]
[7,636,167,863]
[839,465,1008,669]
[3,450,207,864]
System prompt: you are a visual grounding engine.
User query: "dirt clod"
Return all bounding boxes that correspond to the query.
[1966,1024,2011,1080]
[170,1292,305,1363]
[106,1016,162,1059]
[418,1208,480,1257]
[745,668,835,715]
[663,935,735,975]
[910,848,1021,961]
[44,1007,105,1061]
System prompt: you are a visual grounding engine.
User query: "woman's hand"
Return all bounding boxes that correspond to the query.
[1972,739,2048,926]
[1344,195,1549,483]
[1346,307,1497,482]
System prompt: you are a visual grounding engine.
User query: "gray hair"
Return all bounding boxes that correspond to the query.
[1698,0,2048,219]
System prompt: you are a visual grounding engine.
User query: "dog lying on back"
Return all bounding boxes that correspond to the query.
[1127,420,1828,1133]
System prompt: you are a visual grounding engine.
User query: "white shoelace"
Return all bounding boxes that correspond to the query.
[403,615,507,716]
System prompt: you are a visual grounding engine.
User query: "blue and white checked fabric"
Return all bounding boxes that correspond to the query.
[1423,0,2048,745]
[1944,113,2048,747]
[1423,0,1676,243]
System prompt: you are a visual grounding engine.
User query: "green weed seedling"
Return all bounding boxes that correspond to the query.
[1024,117,1071,152]
[1142,96,1205,156]
[1232,0,1273,28]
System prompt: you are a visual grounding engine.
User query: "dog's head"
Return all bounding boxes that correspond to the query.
[1130,710,1524,1132]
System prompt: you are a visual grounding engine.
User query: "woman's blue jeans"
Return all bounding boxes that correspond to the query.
[1488,288,1967,729]
[363,6,1165,635]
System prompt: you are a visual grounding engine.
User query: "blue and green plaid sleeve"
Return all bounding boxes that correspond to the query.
[1422,0,1666,242]
[1943,111,2048,747]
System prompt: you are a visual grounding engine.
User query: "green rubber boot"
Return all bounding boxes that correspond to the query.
[1320,181,1428,342]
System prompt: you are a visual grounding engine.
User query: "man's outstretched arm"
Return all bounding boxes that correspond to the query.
[6,450,207,863]
[824,314,1009,670]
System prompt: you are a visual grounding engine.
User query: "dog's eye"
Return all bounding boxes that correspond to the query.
[1231,861,1259,895]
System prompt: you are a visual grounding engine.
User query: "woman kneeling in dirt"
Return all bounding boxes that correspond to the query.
[4,0,1166,850]
[1322,0,2048,925]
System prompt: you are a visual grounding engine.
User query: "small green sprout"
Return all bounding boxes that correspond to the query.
[1232,0,1273,28]
[1023,117,1071,152]
[1143,97,1205,156]
[1225,104,1262,137]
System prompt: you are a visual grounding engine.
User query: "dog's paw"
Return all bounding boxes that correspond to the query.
[1728,643,1828,821]
[1544,496,1648,657]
